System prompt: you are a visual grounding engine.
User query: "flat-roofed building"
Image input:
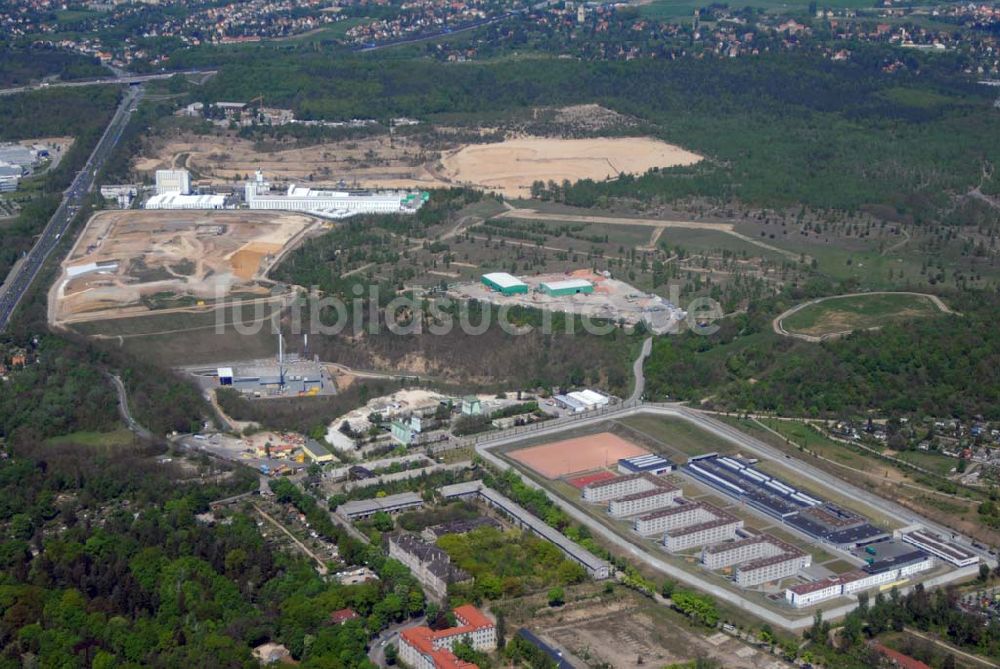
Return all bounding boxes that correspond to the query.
[785,554,935,608]
[155,169,191,195]
[337,492,423,519]
[145,193,227,209]
[481,272,528,296]
[618,454,673,476]
[302,439,335,463]
[902,529,978,567]
[540,279,594,296]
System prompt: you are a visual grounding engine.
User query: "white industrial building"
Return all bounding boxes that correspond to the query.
[0,165,22,193]
[100,184,139,208]
[244,170,427,219]
[608,485,679,518]
[582,472,664,503]
[155,169,191,195]
[567,389,610,409]
[145,193,227,210]
[618,454,674,476]
[901,529,979,567]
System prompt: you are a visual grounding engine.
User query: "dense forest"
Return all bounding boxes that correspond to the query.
[0,44,109,86]
[0,431,431,667]
[164,45,1000,223]
[0,86,119,283]
[643,289,1000,419]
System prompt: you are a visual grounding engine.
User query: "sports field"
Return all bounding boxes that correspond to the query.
[508,431,648,479]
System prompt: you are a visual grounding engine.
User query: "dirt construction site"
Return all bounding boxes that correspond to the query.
[136,122,701,198]
[50,209,321,326]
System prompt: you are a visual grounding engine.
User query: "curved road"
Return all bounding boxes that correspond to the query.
[628,336,653,403]
[772,291,953,343]
[108,373,155,442]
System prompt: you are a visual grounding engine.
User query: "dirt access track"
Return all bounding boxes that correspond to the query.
[50,209,322,327]
[772,291,952,343]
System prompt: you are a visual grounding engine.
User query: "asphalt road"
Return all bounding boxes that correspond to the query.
[473,402,988,631]
[627,336,653,403]
[368,616,426,667]
[0,69,216,97]
[108,373,155,442]
[0,84,144,331]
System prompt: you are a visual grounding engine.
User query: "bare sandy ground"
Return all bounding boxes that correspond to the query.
[440,136,702,197]
[52,210,320,325]
[136,130,701,197]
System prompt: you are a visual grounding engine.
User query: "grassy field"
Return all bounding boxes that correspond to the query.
[781,293,943,337]
[68,305,283,366]
[615,414,738,458]
[45,428,136,449]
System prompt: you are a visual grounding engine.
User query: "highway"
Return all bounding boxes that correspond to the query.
[472,402,988,631]
[0,84,144,331]
[0,69,216,97]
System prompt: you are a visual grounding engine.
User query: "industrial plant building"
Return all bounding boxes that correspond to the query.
[244,170,427,219]
[399,605,496,669]
[901,529,979,567]
[145,193,228,210]
[618,454,673,476]
[481,272,528,296]
[155,169,191,195]
[540,278,594,296]
[684,454,888,547]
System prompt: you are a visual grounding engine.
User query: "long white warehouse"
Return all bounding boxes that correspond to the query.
[245,170,427,219]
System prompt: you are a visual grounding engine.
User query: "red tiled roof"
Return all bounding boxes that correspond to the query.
[871,643,932,669]
[330,608,359,624]
[400,605,494,669]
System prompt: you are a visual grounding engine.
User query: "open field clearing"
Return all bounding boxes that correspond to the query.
[775,292,950,341]
[135,124,700,197]
[52,210,320,326]
[439,136,701,197]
